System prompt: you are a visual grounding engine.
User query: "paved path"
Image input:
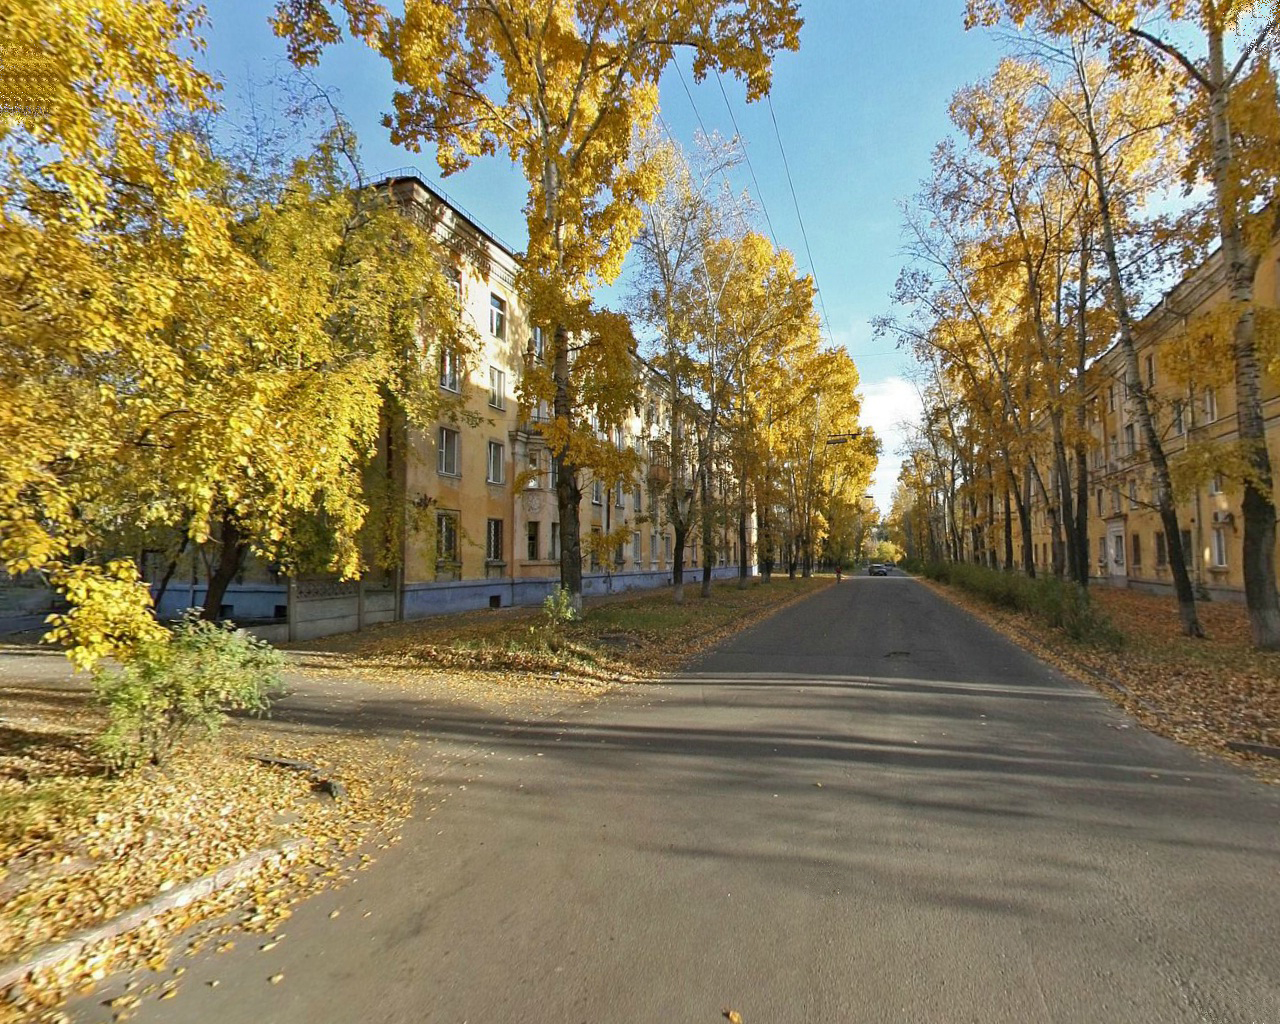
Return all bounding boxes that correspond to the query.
[69,575,1279,1024]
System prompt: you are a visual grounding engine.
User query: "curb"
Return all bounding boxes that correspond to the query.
[0,838,308,995]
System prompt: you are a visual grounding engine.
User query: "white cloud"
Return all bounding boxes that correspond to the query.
[859,376,923,514]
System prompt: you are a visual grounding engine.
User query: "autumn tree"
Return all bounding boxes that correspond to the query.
[0,1,469,666]
[629,128,746,603]
[966,0,1280,646]
[1035,38,1206,634]
[273,0,803,611]
[0,0,240,665]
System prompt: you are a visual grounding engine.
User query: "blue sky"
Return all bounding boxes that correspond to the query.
[198,1,1008,512]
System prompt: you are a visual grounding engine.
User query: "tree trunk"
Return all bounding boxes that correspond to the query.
[672,520,687,605]
[552,324,584,613]
[700,465,714,598]
[1003,484,1014,571]
[152,532,189,616]
[737,506,749,588]
[1205,29,1280,648]
[1016,464,1035,578]
[1078,57,1202,634]
[202,510,247,622]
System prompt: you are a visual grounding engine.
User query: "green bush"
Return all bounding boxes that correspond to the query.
[530,586,578,652]
[922,561,1122,647]
[93,612,284,770]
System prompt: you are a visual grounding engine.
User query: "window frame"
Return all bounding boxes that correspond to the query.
[438,427,460,476]
[488,366,506,410]
[486,440,505,485]
[1203,386,1217,424]
[440,348,461,393]
[1211,526,1228,567]
[489,293,506,339]
[436,510,460,562]
[486,517,504,562]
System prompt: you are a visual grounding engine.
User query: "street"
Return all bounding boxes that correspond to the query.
[73,576,1280,1024]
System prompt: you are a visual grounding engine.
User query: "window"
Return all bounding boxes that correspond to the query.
[1108,385,1116,412]
[663,534,671,561]
[1124,423,1136,456]
[1145,353,1155,388]
[634,486,643,513]
[438,427,460,476]
[614,426,625,450]
[632,531,641,562]
[589,527,601,571]
[1098,536,1108,565]
[1203,387,1217,423]
[487,441,505,484]
[651,531,659,565]
[1128,479,1138,509]
[1096,489,1104,516]
[525,450,541,489]
[549,522,560,560]
[531,325,545,361]
[1131,533,1142,567]
[1110,487,1121,514]
[615,482,625,508]
[1209,473,1223,495]
[1155,530,1167,567]
[1113,533,1125,566]
[592,479,602,504]
[488,367,505,409]
[1211,527,1228,567]
[486,518,504,562]
[440,348,460,392]
[527,521,540,561]
[489,293,506,338]
[437,511,459,562]
[1180,528,1193,567]
[446,265,462,307]
[1172,399,1185,436]
[549,456,559,490]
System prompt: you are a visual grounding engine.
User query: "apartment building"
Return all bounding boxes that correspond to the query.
[1016,238,1280,601]
[357,173,748,622]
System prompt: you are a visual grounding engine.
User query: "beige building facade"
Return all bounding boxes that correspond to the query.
[1015,239,1280,601]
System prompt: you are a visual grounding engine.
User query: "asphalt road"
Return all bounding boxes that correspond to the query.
[72,575,1280,1024]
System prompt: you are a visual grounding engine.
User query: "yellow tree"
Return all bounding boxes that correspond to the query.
[0,0,468,666]
[629,128,745,602]
[967,0,1280,646]
[274,0,803,609]
[698,232,826,586]
[1,0,240,665]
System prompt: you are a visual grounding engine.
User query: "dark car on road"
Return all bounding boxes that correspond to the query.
[868,563,889,576]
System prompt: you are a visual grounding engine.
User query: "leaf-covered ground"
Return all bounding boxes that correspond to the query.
[0,576,822,1020]
[287,576,825,695]
[922,579,1280,785]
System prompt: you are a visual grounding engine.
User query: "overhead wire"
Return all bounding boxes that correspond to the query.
[764,93,835,348]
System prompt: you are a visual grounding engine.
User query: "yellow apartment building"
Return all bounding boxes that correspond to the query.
[1016,238,1280,602]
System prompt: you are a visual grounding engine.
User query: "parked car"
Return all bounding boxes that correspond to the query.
[868,563,888,576]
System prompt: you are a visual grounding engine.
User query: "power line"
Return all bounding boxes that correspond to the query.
[765,94,835,348]
[706,69,780,252]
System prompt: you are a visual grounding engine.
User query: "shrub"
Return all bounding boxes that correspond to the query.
[93,612,284,770]
[923,561,1122,648]
[530,586,578,652]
